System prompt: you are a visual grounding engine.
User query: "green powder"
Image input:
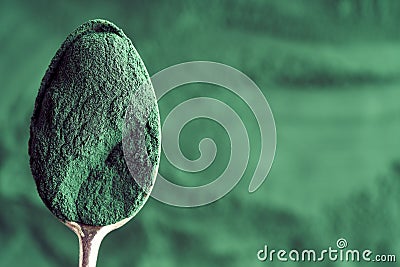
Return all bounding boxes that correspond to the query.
[28,19,160,226]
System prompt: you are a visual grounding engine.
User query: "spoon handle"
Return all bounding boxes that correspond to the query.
[63,218,132,266]
[64,221,110,267]
[78,225,108,267]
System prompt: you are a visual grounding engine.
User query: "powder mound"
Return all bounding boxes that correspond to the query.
[28,19,161,226]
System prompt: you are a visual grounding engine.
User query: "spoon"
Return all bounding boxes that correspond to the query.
[63,217,133,267]
[28,19,160,267]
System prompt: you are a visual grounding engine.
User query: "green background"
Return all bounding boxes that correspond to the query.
[1,0,399,266]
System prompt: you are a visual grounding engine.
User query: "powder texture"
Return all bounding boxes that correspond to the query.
[28,20,160,226]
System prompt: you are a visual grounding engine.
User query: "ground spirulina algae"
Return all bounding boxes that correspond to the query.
[29,19,160,226]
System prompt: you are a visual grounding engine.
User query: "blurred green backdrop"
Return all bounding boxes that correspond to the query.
[1,0,399,266]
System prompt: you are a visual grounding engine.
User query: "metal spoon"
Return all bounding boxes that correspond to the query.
[63,217,133,267]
